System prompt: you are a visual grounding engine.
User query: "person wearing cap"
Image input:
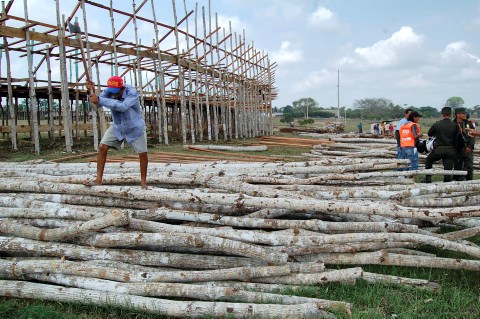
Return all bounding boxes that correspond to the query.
[395,108,413,159]
[86,76,148,189]
[453,107,475,181]
[399,111,423,171]
[423,106,459,183]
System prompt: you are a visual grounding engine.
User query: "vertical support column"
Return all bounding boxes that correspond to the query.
[172,0,187,144]
[2,1,17,150]
[56,2,73,152]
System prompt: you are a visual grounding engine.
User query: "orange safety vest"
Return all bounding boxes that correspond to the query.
[400,122,420,147]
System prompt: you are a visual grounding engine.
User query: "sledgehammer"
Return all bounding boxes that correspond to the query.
[68,21,98,112]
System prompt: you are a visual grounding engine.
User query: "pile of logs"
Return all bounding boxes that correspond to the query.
[1,157,480,318]
[304,135,480,169]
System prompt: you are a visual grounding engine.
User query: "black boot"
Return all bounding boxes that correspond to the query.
[422,175,432,183]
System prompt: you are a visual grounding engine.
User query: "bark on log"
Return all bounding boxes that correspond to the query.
[0,236,266,269]
[298,251,480,271]
[27,273,349,314]
[362,272,440,290]
[0,259,292,283]
[76,232,288,265]
[252,267,363,285]
[0,210,128,241]
[0,280,332,319]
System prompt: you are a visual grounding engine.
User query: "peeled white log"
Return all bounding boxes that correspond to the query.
[440,226,480,240]
[0,182,475,223]
[76,232,288,265]
[384,248,436,257]
[0,210,128,241]
[0,193,153,210]
[0,206,107,220]
[0,280,330,319]
[144,208,418,233]
[402,194,480,208]
[129,219,376,247]
[28,273,348,313]
[0,259,292,283]
[0,181,433,221]
[0,236,266,269]
[392,180,480,200]
[246,208,292,218]
[252,267,363,285]
[362,272,440,290]
[275,241,415,256]
[330,137,397,144]
[299,251,480,271]
[314,149,396,158]
[199,281,351,315]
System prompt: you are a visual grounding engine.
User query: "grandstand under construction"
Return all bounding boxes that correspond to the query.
[0,0,277,154]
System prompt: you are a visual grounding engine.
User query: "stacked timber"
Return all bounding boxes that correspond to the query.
[1,158,480,318]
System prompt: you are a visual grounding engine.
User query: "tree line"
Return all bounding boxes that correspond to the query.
[275,96,480,123]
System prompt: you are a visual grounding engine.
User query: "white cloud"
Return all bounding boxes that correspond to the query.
[264,2,303,21]
[339,26,424,69]
[293,69,334,92]
[441,41,480,64]
[217,15,248,34]
[271,41,303,64]
[397,74,431,88]
[308,6,341,32]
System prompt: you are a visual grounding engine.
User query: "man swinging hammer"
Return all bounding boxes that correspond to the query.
[85,76,148,189]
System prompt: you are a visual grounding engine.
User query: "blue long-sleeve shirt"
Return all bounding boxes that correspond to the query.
[98,85,146,143]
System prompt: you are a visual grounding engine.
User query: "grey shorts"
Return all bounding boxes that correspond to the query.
[100,126,147,153]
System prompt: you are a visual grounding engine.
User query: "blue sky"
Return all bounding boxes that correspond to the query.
[6,0,480,111]
[215,0,480,110]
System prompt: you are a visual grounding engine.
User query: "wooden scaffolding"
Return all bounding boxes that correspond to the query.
[0,0,278,154]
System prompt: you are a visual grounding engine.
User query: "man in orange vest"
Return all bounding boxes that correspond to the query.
[400,111,423,170]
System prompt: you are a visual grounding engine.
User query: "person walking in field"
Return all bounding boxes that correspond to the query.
[85,76,148,189]
[400,111,423,171]
[423,107,458,183]
[388,123,394,135]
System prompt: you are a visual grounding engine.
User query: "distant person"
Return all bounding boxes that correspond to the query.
[453,107,475,181]
[388,123,394,135]
[395,108,413,159]
[373,123,380,135]
[85,76,148,189]
[467,129,480,137]
[399,111,423,170]
[423,107,459,183]
[467,113,477,129]
[357,122,363,133]
[381,122,386,135]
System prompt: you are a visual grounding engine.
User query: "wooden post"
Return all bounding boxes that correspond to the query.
[56,5,73,152]
[2,2,16,150]
[24,0,40,154]
[202,6,212,141]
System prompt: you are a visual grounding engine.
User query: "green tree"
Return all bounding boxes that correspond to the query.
[418,106,440,118]
[445,96,464,109]
[292,97,318,119]
[280,114,294,124]
[297,118,314,126]
[353,98,394,119]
